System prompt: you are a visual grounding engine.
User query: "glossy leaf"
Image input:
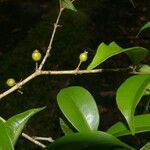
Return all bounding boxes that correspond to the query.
[0,120,14,150]
[138,22,150,35]
[107,114,150,137]
[60,118,73,135]
[0,117,6,122]
[5,107,45,145]
[61,0,77,12]
[140,142,150,150]
[87,42,149,70]
[145,83,150,95]
[109,42,149,64]
[46,131,135,150]
[116,75,150,135]
[57,86,99,132]
[139,65,150,73]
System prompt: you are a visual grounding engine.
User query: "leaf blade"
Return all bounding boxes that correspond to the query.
[57,86,99,132]
[60,118,74,135]
[140,142,150,150]
[107,114,150,137]
[0,120,14,150]
[116,75,150,135]
[5,107,45,145]
[61,0,77,12]
[46,131,135,150]
[138,22,150,35]
[87,42,149,70]
[139,65,150,73]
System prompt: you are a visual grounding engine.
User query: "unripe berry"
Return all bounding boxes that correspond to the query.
[6,78,16,87]
[32,50,42,62]
[79,51,88,62]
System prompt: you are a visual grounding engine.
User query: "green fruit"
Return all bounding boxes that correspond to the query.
[6,78,16,87]
[79,51,88,62]
[32,50,42,61]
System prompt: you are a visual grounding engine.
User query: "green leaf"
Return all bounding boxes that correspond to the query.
[107,114,150,137]
[140,142,150,150]
[87,42,149,70]
[57,86,99,132]
[0,117,6,122]
[46,131,135,150]
[116,75,150,135]
[109,42,148,64]
[5,107,45,145]
[138,22,150,35]
[61,0,77,12]
[145,83,150,95]
[0,120,14,150]
[139,65,150,73]
[60,118,73,135]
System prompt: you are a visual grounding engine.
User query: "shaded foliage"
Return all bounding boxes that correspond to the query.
[0,0,150,149]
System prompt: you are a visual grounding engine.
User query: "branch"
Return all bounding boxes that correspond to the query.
[0,0,65,100]
[33,136,54,143]
[38,7,64,70]
[0,0,81,100]
[41,69,103,75]
[129,71,150,75]
[0,71,40,100]
[0,67,130,100]
[0,0,148,101]
[40,68,127,75]
[22,133,46,149]
[38,0,76,70]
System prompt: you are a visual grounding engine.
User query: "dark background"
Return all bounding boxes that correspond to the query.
[0,0,150,149]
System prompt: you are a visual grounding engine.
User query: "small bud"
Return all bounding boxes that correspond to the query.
[6,78,16,87]
[79,51,88,62]
[32,49,42,62]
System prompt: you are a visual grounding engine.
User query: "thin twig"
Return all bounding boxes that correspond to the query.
[41,69,105,75]
[75,61,82,71]
[129,72,150,75]
[0,67,131,100]
[38,0,76,70]
[22,133,46,149]
[0,0,147,102]
[0,0,79,100]
[0,71,40,100]
[38,7,64,70]
[40,68,130,75]
[33,136,54,143]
